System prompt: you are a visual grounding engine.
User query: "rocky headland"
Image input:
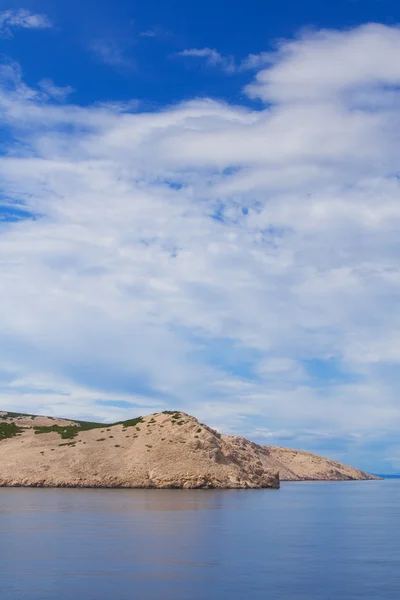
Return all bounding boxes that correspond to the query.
[0,410,378,489]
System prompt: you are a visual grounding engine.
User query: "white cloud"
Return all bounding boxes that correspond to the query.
[239,52,271,70]
[38,79,74,101]
[141,29,158,38]
[0,9,52,38]
[2,24,400,468]
[177,48,276,75]
[245,23,400,102]
[90,40,134,71]
[140,27,171,40]
[177,48,236,73]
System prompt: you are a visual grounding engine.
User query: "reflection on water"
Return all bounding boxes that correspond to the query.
[1,482,400,599]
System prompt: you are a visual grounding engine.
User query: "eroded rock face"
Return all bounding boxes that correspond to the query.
[0,412,280,489]
[220,435,379,481]
[263,446,380,481]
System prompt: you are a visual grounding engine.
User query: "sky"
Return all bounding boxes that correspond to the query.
[1,1,400,473]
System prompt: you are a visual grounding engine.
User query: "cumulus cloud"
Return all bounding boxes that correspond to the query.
[245,23,400,102]
[0,8,52,38]
[2,24,400,469]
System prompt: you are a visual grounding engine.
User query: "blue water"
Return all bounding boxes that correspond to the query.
[1,481,400,599]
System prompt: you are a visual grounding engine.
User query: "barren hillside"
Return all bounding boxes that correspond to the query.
[265,445,378,481]
[0,411,279,489]
[0,410,378,488]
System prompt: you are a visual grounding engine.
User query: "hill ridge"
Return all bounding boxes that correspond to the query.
[0,410,378,487]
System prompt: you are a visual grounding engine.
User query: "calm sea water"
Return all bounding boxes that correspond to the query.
[1,481,400,599]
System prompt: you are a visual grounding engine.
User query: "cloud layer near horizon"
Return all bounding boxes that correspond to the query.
[1,23,400,469]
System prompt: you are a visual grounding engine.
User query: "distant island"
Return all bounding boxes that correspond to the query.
[0,411,379,489]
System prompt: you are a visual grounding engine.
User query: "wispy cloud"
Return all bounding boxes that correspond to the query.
[140,29,158,38]
[38,79,74,101]
[140,27,171,40]
[90,39,135,71]
[0,8,52,38]
[177,47,236,74]
[176,47,271,74]
[239,52,272,70]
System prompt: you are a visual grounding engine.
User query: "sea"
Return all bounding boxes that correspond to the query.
[1,480,400,599]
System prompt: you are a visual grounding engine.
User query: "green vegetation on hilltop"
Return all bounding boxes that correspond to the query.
[34,416,145,440]
[113,417,144,428]
[0,422,24,440]
[0,411,36,420]
[2,410,185,441]
[162,411,181,417]
[34,420,106,440]
[162,411,183,422]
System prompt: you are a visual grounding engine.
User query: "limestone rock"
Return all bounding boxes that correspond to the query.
[0,411,279,489]
[0,409,378,487]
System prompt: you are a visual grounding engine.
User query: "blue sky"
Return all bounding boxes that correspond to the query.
[3,0,399,107]
[1,1,400,473]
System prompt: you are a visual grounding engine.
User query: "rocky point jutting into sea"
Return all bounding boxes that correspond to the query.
[0,411,378,488]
